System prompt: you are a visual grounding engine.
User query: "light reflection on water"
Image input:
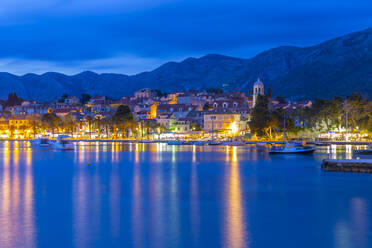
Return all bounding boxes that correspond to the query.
[0,141,35,248]
[224,146,249,248]
[0,142,371,248]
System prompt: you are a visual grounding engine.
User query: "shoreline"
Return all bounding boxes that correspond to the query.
[2,139,371,145]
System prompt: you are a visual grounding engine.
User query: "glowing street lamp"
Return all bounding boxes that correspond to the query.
[230,122,238,135]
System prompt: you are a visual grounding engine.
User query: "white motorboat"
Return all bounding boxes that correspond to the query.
[167,140,185,145]
[52,135,74,150]
[208,140,222,146]
[193,141,206,146]
[30,137,52,147]
[222,140,244,146]
[314,142,331,146]
[269,143,315,154]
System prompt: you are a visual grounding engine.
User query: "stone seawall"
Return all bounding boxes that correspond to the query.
[322,159,372,173]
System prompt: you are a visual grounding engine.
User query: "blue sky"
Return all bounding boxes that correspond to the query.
[0,0,371,75]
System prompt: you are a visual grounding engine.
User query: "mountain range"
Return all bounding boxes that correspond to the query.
[1,27,371,101]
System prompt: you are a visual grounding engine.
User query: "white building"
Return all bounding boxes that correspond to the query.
[252,78,264,107]
[134,88,155,99]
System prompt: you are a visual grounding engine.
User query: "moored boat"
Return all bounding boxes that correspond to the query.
[269,143,315,154]
[30,137,52,147]
[314,142,331,146]
[51,135,74,150]
[269,114,315,154]
[221,140,244,146]
[353,145,372,156]
[193,141,206,146]
[256,142,268,147]
[208,140,222,146]
[166,140,185,145]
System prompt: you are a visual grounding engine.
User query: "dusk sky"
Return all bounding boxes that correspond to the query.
[0,0,371,75]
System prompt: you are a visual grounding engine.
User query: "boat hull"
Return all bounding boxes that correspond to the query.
[30,138,52,147]
[51,143,74,150]
[208,142,222,146]
[353,149,372,156]
[167,141,185,145]
[269,148,315,154]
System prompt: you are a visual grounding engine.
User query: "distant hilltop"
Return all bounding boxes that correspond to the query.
[0,27,371,101]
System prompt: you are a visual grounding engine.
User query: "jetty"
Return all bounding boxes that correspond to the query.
[321,159,372,173]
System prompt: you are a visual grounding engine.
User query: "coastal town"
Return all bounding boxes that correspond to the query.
[0,78,370,142]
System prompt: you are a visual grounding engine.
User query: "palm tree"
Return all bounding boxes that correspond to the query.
[63,113,76,135]
[85,116,93,139]
[28,114,42,138]
[41,113,60,136]
[101,117,111,139]
[112,105,135,139]
[94,114,104,139]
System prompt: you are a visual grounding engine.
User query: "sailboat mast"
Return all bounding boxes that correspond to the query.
[212,116,215,141]
[283,114,286,143]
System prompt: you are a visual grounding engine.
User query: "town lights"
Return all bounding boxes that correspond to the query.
[230,122,238,135]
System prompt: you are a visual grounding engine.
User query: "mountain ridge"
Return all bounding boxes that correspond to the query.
[0,27,371,101]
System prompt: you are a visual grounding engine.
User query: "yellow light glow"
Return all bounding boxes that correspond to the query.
[230,122,238,135]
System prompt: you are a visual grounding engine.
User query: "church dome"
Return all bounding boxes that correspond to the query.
[254,78,264,86]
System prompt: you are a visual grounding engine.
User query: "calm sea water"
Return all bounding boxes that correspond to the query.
[0,141,371,248]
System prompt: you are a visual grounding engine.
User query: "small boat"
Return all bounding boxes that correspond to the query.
[193,141,206,146]
[269,115,314,154]
[52,135,74,150]
[208,140,222,146]
[269,143,315,154]
[167,140,185,145]
[183,141,196,145]
[222,141,244,146]
[30,137,52,147]
[353,145,372,156]
[314,142,331,146]
[256,142,268,147]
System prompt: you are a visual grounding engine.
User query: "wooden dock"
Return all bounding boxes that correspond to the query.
[321,159,372,173]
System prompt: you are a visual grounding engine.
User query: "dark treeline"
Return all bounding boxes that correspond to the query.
[250,93,372,139]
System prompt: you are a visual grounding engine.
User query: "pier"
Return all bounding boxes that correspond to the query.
[321,159,372,173]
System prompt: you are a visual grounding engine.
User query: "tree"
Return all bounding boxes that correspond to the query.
[269,108,296,139]
[85,116,93,139]
[28,114,42,138]
[41,113,60,135]
[367,114,372,132]
[113,105,133,122]
[203,102,210,110]
[101,117,112,138]
[80,93,91,104]
[206,88,223,94]
[310,97,343,132]
[345,93,370,130]
[154,89,167,98]
[191,122,202,131]
[5,93,23,107]
[59,93,69,103]
[276,96,286,104]
[62,113,76,134]
[249,95,270,136]
[112,105,135,138]
[94,114,104,138]
[141,120,151,139]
